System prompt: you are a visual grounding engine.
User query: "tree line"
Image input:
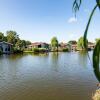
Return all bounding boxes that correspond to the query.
[0,30,99,52]
[0,30,31,51]
[51,36,99,51]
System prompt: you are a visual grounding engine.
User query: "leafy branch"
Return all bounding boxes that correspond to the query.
[73,0,100,81]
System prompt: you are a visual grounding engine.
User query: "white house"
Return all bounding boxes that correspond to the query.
[28,42,49,49]
[0,41,13,54]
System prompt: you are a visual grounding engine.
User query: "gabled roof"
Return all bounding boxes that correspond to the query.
[0,41,13,45]
[60,42,68,46]
[68,40,77,45]
[31,42,49,46]
[88,42,95,45]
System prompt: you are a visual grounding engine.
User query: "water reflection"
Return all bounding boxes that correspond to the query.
[7,53,49,60]
[0,52,98,100]
[78,51,100,83]
[31,53,49,57]
[51,52,59,63]
[78,51,88,68]
[9,54,25,60]
[51,52,59,72]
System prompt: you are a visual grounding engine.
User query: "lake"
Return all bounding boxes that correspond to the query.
[0,52,98,100]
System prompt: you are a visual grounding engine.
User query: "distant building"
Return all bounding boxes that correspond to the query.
[0,41,13,54]
[68,41,95,51]
[28,42,49,49]
[59,42,68,49]
[59,42,71,51]
[88,42,95,50]
[68,40,77,51]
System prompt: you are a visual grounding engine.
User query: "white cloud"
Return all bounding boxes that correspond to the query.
[68,17,77,23]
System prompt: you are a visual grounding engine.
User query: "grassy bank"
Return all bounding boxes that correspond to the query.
[24,51,33,53]
[23,48,48,54]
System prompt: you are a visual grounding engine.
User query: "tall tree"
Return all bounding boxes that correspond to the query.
[51,37,59,51]
[3,36,7,42]
[0,32,4,42]
[25,41,31,46]
[6,31,19,45]
[21,40,26,48]
[15,39,23,50]
[78,37,88,50]
[95,38,100,43]
[15,40,31,50]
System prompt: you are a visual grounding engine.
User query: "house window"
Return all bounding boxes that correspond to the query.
[5,48,7,51]
[38,45,41,48]
[8,47,10,51]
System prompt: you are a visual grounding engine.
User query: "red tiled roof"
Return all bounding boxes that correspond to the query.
[31,42,48,46]
[88,42,95,45]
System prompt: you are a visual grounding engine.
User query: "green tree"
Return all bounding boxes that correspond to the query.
[21,40,26,48]
[25,41,31,46]
[0,32,4,42]
[20,40,31,50]
[3,36,7,42]
[6,30,19,45]
[95,38,100,43]
[15,39,23,50]
[15,40,31,50]
[51,37,59,51]
[78,37,88,50]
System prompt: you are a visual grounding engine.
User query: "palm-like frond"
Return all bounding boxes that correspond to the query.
[73,0,82,15]
[83,4,98,49]
[96,0,100,10]
[93,40,100,82]
[82,4,100,82]
[73,0,100,82]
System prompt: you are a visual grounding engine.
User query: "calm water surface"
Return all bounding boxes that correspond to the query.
[0,52,98,100]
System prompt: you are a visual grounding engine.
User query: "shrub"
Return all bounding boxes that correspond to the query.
[39,48,47,52]
[32,48,48,53]
[32,48,39,53]
[62,48,69,52]
[13,47,23,54]
[23,51,33,53]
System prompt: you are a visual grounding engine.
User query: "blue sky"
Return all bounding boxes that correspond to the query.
[0,0,99,43]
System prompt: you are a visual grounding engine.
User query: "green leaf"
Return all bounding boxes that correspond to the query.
[73,0,82,15]
[96,0,100,10]
[93,40,100,82]
[83,4,98,49]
